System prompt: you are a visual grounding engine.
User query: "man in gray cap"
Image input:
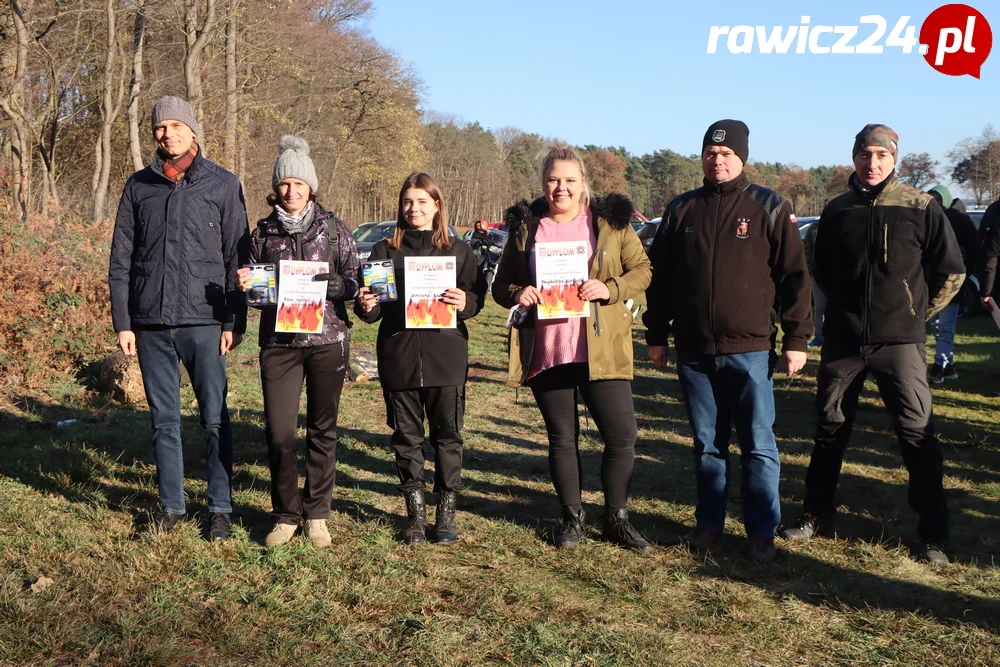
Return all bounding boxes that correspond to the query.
[109,95,250,540]
[780,124,965,566]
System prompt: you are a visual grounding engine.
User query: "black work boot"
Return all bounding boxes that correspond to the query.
[555,506,586,549]
[603,508,652,553]
[151,510,187,533]
[402,489,427,546]
[778,511,833,542]
[434,490,458,546]
[209,513,232,541]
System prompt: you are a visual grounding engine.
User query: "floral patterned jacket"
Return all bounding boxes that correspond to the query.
[250,204,360,348]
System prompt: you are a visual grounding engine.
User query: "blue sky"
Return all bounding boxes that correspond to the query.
[364,0,997,193]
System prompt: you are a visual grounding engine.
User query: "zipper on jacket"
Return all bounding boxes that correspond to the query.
[902,279,916,316]
[863,199,876,342]
[594,250,605,337]
[710,194,723,339]
[882,223,888,267]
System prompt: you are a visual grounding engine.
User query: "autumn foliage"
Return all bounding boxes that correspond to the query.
[0,209,113,387]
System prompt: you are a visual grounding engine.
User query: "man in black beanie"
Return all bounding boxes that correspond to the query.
[644,119,812,562]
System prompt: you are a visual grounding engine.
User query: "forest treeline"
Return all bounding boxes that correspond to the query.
[3,0,999,227]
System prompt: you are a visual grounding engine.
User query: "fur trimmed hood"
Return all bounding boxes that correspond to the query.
[503,194,637,234]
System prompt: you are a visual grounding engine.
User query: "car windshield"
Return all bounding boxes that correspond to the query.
[356,224,396,243]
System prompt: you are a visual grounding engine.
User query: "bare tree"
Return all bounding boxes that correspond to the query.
[183,0,217,142]
[91,0,129,221]
[223,4,237,170]
[1,0,33,222]
[127,0,147,172]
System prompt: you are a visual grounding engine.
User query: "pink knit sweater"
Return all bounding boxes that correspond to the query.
[527,207,596,378]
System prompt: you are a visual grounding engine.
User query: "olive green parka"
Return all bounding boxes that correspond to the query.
[492,194,652,387]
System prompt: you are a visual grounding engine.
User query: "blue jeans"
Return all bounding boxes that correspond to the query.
[932,302,959,366]
[136,325,233,515]
[676,350,780,539]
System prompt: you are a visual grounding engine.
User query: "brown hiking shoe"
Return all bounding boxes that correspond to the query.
[747,537,778,563]
[682,527,722,552]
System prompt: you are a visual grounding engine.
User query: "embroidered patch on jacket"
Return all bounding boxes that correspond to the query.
[712,129,726,142]
[736,218,750,239]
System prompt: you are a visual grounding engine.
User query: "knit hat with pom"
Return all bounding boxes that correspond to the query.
[272,135,318,193]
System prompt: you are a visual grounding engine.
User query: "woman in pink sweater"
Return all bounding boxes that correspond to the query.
[493,144,652,552]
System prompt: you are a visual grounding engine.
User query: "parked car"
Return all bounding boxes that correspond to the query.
[967,209,986,228]
[355,221,460,261]
[636,218,659,254]
[630,212,650,233]
[352,221,380,240]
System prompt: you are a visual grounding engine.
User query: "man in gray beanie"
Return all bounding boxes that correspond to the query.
[109,95,250,540]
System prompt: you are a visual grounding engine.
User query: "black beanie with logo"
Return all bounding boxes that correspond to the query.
[702,119,750,165]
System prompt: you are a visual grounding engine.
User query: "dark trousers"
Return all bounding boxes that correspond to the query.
[529,363,637,513]
[136,325,233,515]
[261,341,348,524]
[385,385,465,493]
[805,338,949,542]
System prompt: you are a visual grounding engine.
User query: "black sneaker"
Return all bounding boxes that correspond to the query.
[778,512,831,542]
[943,363,959,380]
[928,363,946,385]
[209,513,232,541]
[603,509,651,554]
[917,541,950,566]
[555,507,586,549]
[152,510,187,532]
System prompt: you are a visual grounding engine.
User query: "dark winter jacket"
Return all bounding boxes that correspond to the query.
[944,206,982,274]
[354,230,488,391]
[110,149,250,333]
[979,199,1000,297]
[493,195,651,387]
[250,204,360,348]
[814,173,965,345]
[643,172,812,355]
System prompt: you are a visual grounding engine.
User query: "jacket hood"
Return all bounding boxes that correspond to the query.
[503,194,637,234]
[928,185,953,209]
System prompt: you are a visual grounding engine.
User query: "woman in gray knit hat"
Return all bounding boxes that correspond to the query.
[237,136,360,548]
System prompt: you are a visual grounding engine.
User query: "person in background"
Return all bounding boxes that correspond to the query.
[493,144,653,553]
[644,120,811,563]
[109,96,250,540]
[803,221,826,349]
[355,172,487,546]
[926,185,980,383]
[238,136,359,548]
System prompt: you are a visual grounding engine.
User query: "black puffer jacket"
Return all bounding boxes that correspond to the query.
[354,230,488,391]
[109,150,250,332]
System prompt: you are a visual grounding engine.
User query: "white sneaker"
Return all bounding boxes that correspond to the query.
[304,519,332,547]
[264,522,298,547]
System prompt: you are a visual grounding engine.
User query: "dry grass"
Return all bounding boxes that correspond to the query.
[1,301,999,666]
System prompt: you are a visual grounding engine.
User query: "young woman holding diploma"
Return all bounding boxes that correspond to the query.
[493,144,653,552]
[355,172,487,546]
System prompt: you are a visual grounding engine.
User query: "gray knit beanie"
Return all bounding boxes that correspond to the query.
[150,95,199,136]
[272,136,319,193]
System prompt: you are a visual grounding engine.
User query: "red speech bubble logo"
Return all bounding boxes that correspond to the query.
[920,4,992,78]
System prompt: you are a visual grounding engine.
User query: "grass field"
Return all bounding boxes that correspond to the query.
[1,301,999,666]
